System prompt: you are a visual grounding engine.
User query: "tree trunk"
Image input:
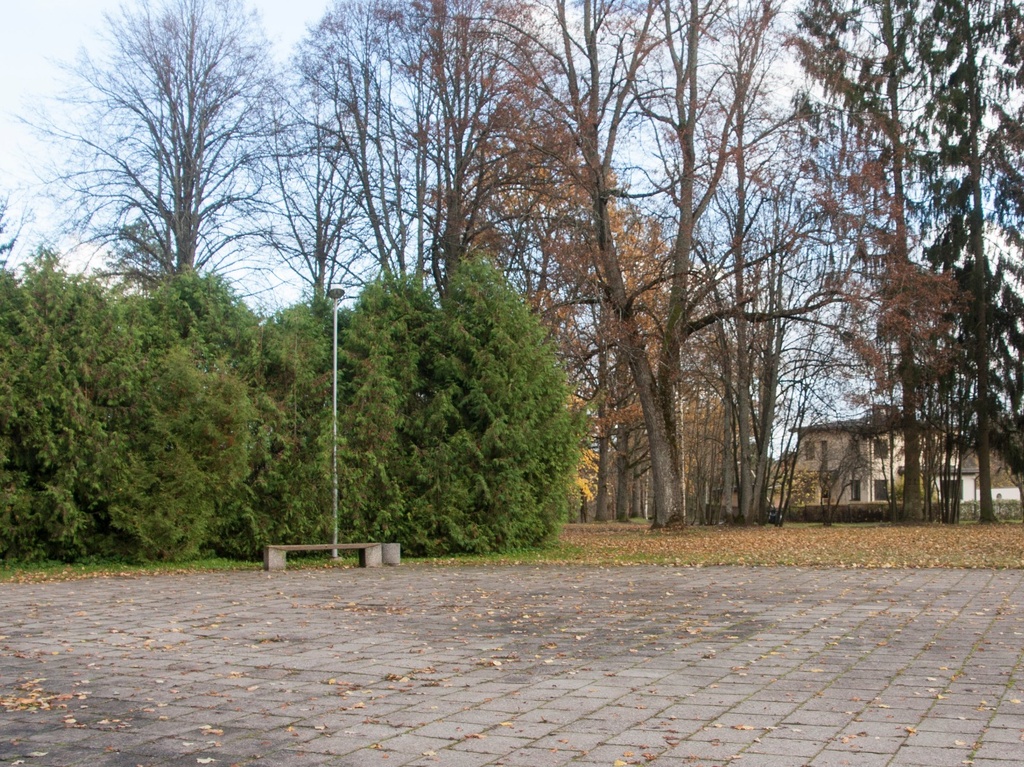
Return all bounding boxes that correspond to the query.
[629,348,684,528]
[721,393,736,525]
[965,18,995,524]
[751,311,784,522]
[615,422,631,521]
[595,341,613,522]
[595,428,612,522]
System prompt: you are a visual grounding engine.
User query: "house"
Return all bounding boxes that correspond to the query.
[958,453,1022,504]
[794,414,896,506]
[793,414,1021,506]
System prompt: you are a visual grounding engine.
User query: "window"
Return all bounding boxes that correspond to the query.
[874,438,888,460]
[874,479,888,502]
[805,440,815,460]
[850,480,861,502]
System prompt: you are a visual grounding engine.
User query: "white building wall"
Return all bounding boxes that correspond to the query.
[961,476,1021,502]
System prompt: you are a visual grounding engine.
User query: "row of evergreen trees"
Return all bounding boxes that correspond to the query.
[0,255,582,562]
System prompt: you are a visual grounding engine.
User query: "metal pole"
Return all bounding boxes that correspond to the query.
[328,287,344,559]
[333,296,338,558]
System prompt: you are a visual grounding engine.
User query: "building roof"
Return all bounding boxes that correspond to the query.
[796,411,895,438]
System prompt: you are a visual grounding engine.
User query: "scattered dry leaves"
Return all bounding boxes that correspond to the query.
[0,679,70,712]
[544,523,1024,569]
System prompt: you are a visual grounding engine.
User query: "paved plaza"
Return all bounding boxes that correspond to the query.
[2,564,1023,766]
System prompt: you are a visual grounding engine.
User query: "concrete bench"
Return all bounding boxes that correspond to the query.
[264,543,388,571]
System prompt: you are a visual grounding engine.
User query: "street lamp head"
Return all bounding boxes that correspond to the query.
[327,286,345,300]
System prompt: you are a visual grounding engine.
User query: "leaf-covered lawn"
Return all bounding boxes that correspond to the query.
[3,523,1022,582]
[542,523,1024,569]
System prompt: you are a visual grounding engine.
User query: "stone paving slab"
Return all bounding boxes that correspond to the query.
[2,565,1023,766]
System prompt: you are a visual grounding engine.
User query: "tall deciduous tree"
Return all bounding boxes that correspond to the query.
[522,0,692,525]
[265,62,356,297]
[298,0,541,291]
[296,0,417,278]
[711,1,824,524]
[523,0,843,527]
[43,0,274,283]
[404,0,540,290]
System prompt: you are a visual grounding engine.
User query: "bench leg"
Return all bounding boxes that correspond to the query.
[264,548,287,572]
[359,544,383,567]
[382,543,401,565]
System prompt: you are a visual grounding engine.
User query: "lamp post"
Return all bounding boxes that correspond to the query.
[327,286,345,558]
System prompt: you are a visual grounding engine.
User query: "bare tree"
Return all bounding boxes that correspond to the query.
[265,62,356,297]
[405,0,542,290]
[41,0,274,284]
[298,1,418,278]
[298,0,543,291]
[518,0,681,522]
[708,1,817,524]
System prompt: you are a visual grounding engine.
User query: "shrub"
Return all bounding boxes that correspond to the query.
[336,261,583,555]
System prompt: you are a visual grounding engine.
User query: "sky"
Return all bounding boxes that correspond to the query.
[0,0,332,271]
